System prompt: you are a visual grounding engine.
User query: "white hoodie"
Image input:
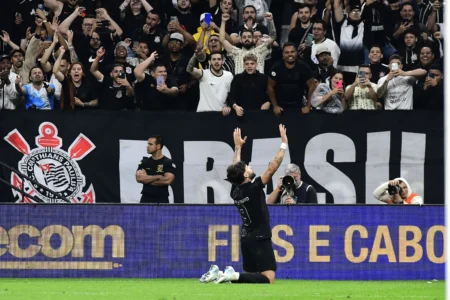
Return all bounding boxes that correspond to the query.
[373,177,423,205]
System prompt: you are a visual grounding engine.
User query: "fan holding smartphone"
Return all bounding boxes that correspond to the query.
[344,65,379,110]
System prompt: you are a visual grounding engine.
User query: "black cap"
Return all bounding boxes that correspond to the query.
[9,48,25,58]
[350,4,361,10]
[0,54,10,61]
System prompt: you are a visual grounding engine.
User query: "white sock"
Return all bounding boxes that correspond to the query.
[231,272,240,281]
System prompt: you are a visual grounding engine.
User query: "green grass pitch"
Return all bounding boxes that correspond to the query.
[0,279,444,300]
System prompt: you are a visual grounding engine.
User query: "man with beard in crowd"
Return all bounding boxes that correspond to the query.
[288,4,313,59]
[91,47,135,110]
[187,49,233,115]
[220,12,275,74]
[15,66,55,110]
[196,34,235,74]
[132,10,166,55]
[310,44,337,83]
[0,54,18,110]
[231,5,268,45]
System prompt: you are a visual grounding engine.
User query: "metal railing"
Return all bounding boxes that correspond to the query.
[0,161,70,203]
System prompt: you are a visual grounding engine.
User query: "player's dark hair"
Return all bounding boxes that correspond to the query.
[150,135,164,149]
[227,161,246,185]
[210,51,224,59]
[389,54,403,63]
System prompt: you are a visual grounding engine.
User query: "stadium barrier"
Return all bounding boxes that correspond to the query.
[0,204,444,280]
[0,110,443,204]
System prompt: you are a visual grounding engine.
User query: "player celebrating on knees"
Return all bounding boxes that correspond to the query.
[200,124,288,284]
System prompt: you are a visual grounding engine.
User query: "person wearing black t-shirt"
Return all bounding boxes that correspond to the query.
[90,47,135,110]
[134,52,179,110]
[136,135,176,204]
[201,125,287,284]
[268,42,315,116]
[368,45,389,83]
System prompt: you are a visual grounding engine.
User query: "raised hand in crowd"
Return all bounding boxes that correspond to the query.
[26,27,34,41]
[0,31,11,44]
[96,47,105,58]
[424,74,439,90]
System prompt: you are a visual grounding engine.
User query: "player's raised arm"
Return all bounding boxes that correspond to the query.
[232,128,247,164]
[261,124,288,185]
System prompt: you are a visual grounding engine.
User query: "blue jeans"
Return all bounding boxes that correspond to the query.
[364,42,397,64]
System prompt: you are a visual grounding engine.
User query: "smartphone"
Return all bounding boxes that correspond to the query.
[157,76,164,87]
[306,34,314,47]
[204,13,212,26]
[359,70,366,82]
[335,80,343,88]
[391,62,399,71]
[428,71,435,78]
[118,70,125,79]
[38,4,45,10]
[170,16,178,23]
[45,36,53,42]
[15,12,20,19]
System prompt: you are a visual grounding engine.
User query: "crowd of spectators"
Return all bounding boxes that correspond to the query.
[0,0,444,113]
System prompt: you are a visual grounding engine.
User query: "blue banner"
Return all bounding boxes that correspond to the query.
[0,205,444,280]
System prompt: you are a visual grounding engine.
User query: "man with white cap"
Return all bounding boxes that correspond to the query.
[159,33,194,109]
[310,43,337,83]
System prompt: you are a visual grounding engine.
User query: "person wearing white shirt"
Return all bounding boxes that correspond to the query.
[0,54,18,110]
[377,54,426,110]
[187,49,233,115]
[310,20,340,68]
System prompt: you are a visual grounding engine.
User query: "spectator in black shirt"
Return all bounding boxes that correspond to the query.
[392,3,422,49]
[397,29,420,69]
[268,42,315,116]
[90,47,135,110]
[230,53,269,117]
[53,46,98,110]
[159,33,192,109]
[288,4,313,58]
[421,63,443,110]
[131,10,166,55]
[231,5,268,45]
[136,135,176,204]
[120,0,153,38]
[368,45,389,83]
[134,53,179,110]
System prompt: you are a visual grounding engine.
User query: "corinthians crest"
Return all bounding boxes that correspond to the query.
[4,122,96,203]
